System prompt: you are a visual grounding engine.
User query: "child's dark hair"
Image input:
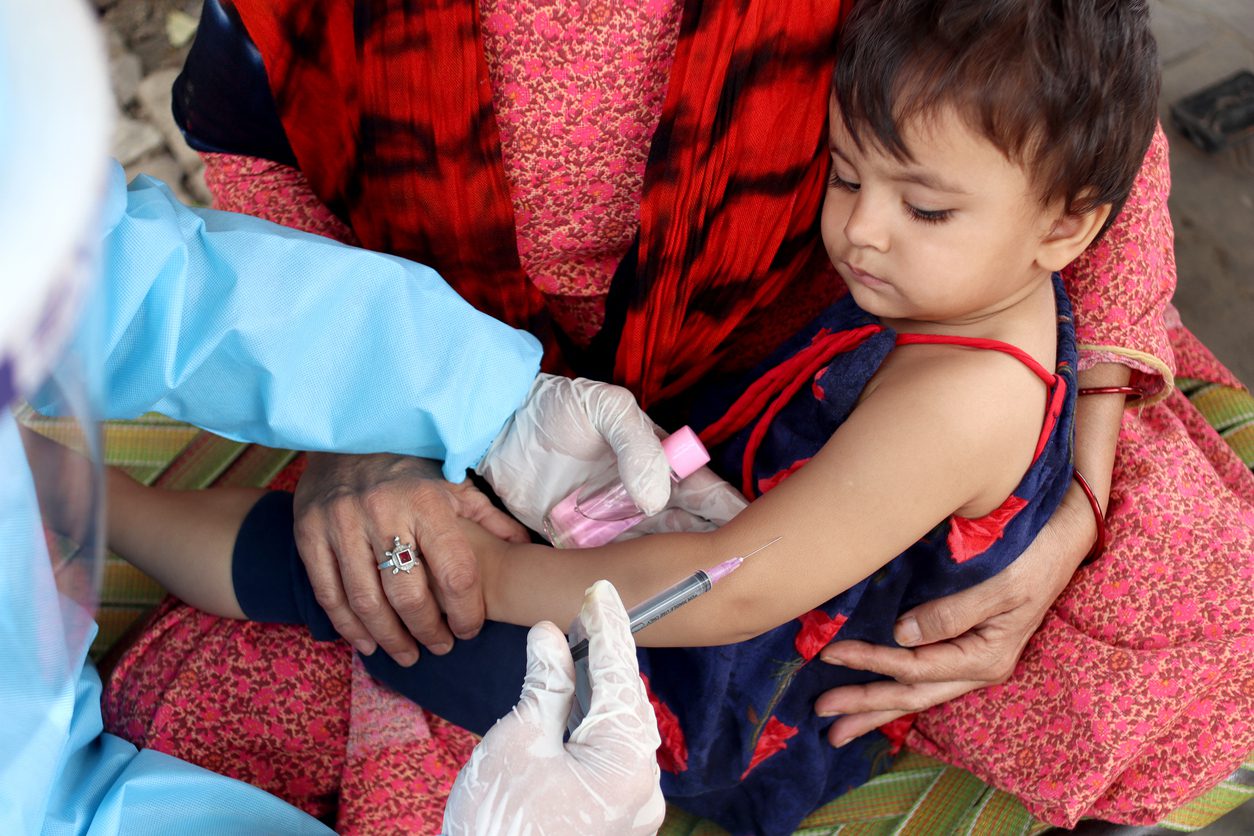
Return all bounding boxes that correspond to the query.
[833,0,1160,235]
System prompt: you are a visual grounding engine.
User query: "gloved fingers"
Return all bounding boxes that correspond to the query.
[522,373,617,460]
[475,374,614,534]
[571,581,660,754]
[663,466,748,526]
[629,467,747,537]
[511,620,578,747]
[627,506,719,536]
[582,383,671,516]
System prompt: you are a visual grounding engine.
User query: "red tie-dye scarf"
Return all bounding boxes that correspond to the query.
[230,0,847,408]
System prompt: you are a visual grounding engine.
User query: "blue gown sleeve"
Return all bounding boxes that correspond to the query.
[4,164,542,834]
[94,161,542,480]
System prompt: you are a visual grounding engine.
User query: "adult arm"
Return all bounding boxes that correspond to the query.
[89,161,542,467]
[70,161,542,665]
[813,125,1177,745]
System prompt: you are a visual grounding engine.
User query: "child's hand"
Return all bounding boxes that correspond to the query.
[453,517,514,620]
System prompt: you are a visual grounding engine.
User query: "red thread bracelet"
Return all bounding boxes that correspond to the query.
[1071,468,1106,566]
[1071,384,1141,565]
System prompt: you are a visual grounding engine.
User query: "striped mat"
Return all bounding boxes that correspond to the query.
[1177,377,1254,468]
[659,752,1254,835]
[17,378,1254,834]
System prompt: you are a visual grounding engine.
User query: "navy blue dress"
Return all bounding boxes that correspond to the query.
[232,277,1077,836]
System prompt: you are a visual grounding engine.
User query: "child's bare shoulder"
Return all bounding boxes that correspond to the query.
[864,343,1051,512]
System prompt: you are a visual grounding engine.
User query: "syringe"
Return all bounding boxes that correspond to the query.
[569,536,782,661]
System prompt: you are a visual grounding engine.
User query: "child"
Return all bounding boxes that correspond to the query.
[107,1,1159,833]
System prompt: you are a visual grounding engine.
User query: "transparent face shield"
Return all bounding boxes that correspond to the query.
[5,266,106,672]
[0,0,112,680]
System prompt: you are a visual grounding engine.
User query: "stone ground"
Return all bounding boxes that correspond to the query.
[1154,0,1254,388]
[97,1,1252,832]
[98,0,208,206]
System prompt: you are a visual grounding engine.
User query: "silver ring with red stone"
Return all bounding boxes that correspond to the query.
[378,536,418,575]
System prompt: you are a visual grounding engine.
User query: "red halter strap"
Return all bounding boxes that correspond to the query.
[699,324,883,498]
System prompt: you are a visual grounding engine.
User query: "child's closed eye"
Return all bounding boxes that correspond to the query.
[829,171,860,192]
[905,203,952,224]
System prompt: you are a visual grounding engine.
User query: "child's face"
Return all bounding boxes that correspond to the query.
[821,101,1060,325]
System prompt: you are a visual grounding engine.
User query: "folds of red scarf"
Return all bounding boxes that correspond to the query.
[230,0,846,408]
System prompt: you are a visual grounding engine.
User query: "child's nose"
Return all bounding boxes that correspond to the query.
[843,197,890,253]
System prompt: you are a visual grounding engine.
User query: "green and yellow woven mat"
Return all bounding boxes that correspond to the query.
[18,407,297,661]
[659,751,1254,835]
[1177,377,1254,468]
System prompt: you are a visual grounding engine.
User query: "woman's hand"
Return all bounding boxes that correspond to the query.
[293,451,530,665]
[813,486,1093,745]
[292,374,683,666]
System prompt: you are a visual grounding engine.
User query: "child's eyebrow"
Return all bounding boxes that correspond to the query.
[892,168,970,195]
[830,143,970,196]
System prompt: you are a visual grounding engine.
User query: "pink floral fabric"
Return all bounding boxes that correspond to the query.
[102,600,352,821]
[200,154,361,245]
[480,0,682,344]
[102,601,475,833]
[906,126,1253,827]
[1062,124,1177,403]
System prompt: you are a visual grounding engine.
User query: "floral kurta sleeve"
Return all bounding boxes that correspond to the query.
[1060,123,1176,405]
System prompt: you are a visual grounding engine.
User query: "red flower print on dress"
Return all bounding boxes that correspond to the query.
[946,495,1029,563]
[794,610,849,662]
[812,366,830,399]
[740,717,799,779]
[641,674,688,773]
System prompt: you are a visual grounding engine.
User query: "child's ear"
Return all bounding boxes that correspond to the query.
[1035,202,1113,273]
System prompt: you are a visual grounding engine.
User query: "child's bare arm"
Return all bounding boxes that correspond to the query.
[19,423,255,619]
[474,346,1047,647]
[105,469,259,619]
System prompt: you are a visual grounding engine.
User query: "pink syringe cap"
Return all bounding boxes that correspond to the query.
[661,426,710,480]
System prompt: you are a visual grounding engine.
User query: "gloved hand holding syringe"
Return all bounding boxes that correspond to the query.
[566,536,782,734]
[442,539,780,835]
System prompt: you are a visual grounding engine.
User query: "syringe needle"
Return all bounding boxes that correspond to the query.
[737,535,782,561]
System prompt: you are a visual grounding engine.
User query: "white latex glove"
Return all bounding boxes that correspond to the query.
[627,465,748,537]
[476,373,748,536]
[443,581,665,836]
